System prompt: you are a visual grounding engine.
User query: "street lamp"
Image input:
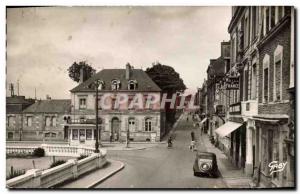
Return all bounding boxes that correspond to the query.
[94,79,102,153]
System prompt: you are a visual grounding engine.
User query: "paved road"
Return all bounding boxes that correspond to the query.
[94,113,227,188]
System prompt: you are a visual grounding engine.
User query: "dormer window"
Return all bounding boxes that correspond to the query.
[128,80,137,90]
[111,79,120,90]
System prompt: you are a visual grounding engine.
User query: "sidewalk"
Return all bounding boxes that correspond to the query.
[59,159,124,188]
[199,134,251,188]
[100,142,161,151]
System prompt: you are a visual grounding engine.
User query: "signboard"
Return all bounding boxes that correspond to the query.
[225,77,239,90]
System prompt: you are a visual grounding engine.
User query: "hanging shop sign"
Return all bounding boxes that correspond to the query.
[225,77,239,90]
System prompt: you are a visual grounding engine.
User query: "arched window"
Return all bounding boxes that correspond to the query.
[145,118,152,132]
[111,79,120,90]
[128,80,137,90]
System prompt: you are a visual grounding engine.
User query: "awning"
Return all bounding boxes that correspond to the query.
[215,121,242,138]
[200,118,207,124]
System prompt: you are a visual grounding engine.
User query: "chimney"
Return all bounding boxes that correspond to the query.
[79,67,86,84]
[126,63,131,80]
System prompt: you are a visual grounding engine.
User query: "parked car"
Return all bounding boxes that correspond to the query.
[193,151,219,178]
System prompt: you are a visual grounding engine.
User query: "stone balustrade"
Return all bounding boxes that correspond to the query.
[6,152,107,188]
[6,144,105,157]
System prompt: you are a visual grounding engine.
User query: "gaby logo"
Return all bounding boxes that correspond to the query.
[268,161,287,175]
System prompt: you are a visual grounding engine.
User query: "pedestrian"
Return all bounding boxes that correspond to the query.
[190,140,196,151]
[191,131,195,141]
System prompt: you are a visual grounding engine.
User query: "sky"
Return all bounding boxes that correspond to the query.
[6,6,231,99]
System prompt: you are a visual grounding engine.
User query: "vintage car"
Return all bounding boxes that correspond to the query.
[193,151,219,178]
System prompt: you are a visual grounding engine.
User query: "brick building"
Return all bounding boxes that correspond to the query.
[201,6,294,188]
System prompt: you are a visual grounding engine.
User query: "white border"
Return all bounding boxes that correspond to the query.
[1,1,299,194]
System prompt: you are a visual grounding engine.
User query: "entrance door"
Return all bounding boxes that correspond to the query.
[111,118,120,141]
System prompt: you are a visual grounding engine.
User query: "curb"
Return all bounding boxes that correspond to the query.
[87,160,125,188]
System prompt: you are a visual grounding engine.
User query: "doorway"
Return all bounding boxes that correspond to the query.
[111,118,120,141]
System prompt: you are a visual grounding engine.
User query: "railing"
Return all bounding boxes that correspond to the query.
[241,100,258,116]
[6,144,106,157]
[7,146,38,156]
[7,152,107,188]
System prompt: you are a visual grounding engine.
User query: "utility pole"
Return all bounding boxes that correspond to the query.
[94,79,102,153]
[34,88,37,100]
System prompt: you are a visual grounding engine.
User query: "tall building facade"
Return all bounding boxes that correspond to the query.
[201,6,294,188]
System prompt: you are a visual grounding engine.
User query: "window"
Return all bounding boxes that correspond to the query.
[72,129,78,140]
[265,7,270,34]
[79,129,85,141]
[128,80,137,90]
[7,116,14,127]
[111,80,120,90]
[45,132,51,138]
[244,68,249,101]
[263,68,269,103]
[79,98,87,109]
[145,118,152,132]
[277,7,283,22]
[51,133,56,138]
[46,116,52,127]
[270,7,275,29]
[263,55,270,103]
[86,129,92,140]
[251,63,257,100]
[231,36,236,63]
[251,7,258,40]
[274,45,283,101]
[27,116,33,127]
[52,117,56,127]
[128,118,135,132]
[8,132,13,140]
[244,16,249,48]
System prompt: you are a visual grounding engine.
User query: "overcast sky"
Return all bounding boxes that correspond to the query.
[7,6,231,99]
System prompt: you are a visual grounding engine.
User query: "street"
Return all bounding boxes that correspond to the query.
[94,113,228,188]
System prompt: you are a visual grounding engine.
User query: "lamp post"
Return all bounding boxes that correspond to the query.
[94,80,102,153]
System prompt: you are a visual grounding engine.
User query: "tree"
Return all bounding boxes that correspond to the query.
[67,61,96,83]
[146,62,187,132]
[146,62,186,93]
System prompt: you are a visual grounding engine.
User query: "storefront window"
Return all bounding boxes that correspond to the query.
[86,129,92,140]
[72,129,78,140]
[79,129,85,141]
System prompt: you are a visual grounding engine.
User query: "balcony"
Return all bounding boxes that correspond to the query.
[241,100,258,117]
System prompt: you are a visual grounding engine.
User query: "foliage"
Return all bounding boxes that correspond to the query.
[33,147,45,157]
[49,160,66,168]
[6,166,25,180]
[77,154,89,160]
[67,61,96,83]
[146,62,186,93]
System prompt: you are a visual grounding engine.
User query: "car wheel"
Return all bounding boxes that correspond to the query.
[193,171,198,176]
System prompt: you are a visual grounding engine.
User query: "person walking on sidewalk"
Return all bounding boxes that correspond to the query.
[191,131,195,141]
[190,131,196,151]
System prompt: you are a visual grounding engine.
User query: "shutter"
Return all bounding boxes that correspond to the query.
[125,118,128,132]
[142,118,145,131]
